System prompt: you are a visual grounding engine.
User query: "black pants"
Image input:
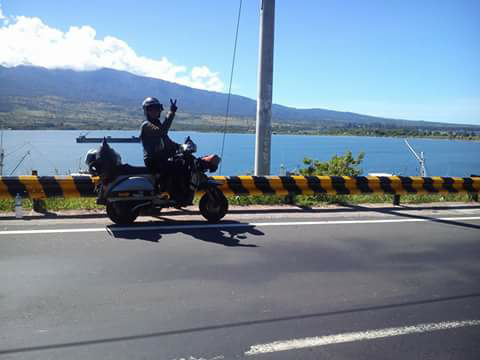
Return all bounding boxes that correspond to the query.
[145,157,189,197]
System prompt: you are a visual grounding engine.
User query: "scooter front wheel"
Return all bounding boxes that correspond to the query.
[199,187,228,223]
[106,202,139,224]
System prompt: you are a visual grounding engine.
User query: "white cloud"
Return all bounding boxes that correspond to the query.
[0,16,224,92]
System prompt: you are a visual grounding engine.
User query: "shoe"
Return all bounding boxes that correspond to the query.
[175,194,194,207]
[158,192,170,200]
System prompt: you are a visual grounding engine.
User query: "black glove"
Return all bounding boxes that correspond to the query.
[170,99,178,113]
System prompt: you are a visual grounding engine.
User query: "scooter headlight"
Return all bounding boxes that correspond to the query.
[181,142,197,153]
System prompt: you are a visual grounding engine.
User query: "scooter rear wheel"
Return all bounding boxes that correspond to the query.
[106,202,139,224]
[199,187,228,223]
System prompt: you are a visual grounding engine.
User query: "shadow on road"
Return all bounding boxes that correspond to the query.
[106,220,263,247]
[2,292,479,356]
[341,203,480,231]
[228,203,480,215]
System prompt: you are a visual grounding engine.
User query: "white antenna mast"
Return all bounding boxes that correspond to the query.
[404,139,427,177]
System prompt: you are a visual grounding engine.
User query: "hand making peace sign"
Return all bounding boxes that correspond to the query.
[170,99,178,113]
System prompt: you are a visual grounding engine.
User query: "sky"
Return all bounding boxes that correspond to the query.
[0,0,479,125]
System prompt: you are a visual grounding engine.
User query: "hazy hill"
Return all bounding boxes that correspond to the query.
[0,65,478,132]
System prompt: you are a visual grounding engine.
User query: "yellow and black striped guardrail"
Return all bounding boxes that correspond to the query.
[0,175,479,199]
[212,176,480,196]
[0,175,100,199]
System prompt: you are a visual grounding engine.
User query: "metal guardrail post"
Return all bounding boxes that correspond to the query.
[31,170,47,213]
[471,175,479,202]
[393,194,401,206]
[284,193,295,204]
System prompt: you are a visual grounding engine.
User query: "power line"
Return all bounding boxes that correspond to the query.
[10,151,30,175]
[219,0,243,175]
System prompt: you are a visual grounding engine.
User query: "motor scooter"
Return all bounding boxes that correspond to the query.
[85,137,228,224]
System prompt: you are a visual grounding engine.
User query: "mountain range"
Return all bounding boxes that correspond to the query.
[0,65,478,132]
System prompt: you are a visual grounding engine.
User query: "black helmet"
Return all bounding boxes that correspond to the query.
[85,148,98,167]
[142,97,162,109]
[142,97,163,119]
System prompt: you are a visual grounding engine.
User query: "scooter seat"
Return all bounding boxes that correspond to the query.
[116,164,150,175]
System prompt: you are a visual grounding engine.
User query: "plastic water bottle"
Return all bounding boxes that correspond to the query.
[15,194,23,219]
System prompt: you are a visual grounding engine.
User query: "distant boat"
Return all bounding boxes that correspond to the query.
[76,135,140,143]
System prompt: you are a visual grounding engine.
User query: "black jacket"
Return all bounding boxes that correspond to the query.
[140,112,178,161]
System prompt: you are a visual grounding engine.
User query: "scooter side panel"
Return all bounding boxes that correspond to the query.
[109,176,155,192]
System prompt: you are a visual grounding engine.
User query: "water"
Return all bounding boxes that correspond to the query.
[1,130,479,177]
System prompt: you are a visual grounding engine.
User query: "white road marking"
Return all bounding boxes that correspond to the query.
[0,228,107,235]
[170,356,224,360]
[0,216,479,236]
[245,320,480,356]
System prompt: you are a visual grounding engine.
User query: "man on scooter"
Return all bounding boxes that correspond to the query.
[140,97,188,201]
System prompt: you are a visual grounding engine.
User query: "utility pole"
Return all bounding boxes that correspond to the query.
[0,147,4,176]
[254,0,275,175]
[0,127,4,176]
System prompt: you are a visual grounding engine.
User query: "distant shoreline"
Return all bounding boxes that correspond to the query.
[4,128,480,142]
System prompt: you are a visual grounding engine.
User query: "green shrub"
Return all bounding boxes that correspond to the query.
[299,151,365,176]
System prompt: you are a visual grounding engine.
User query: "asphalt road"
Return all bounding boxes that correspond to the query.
[1,204,480,359]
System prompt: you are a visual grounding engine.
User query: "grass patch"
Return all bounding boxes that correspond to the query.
[227,195,289,206]
[43,198,103,211]
[292,193,471,207]
[0,193,475,213]
[0,198,101,212]
[227,193,472,207]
